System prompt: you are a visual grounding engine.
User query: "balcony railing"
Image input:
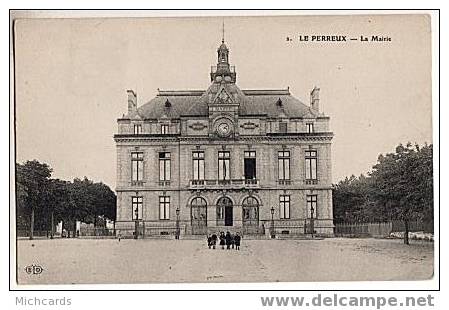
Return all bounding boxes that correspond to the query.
[210,65,236,73]
[305,179,319,185]
[131,181,144,186]
[189,179,259,189]
[278,180,292,185]
[158,181,171,186]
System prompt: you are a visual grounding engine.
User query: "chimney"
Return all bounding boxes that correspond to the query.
[127,89,137,114]
[310,86,320,113]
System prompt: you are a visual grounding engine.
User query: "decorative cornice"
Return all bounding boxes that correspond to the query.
[114,133,334,143]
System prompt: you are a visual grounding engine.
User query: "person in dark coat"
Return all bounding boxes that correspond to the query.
[219,232,226,249]
[225,231,232,250]
[211,233,217,249]
[207,234,212,249]
[234,233,241,250]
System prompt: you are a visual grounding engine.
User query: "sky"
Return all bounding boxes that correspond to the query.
[14,14,432,189]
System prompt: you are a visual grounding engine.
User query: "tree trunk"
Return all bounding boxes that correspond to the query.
[404,219,409,245]
[66,221,71,238]
[29,207,35,240]
[74,220,78,238]
[50,212,54,239]
[46,216,49,238]
[94,215,97,236]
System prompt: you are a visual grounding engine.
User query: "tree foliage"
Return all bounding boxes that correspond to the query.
[333,143,433,244]
[15,160,116,238]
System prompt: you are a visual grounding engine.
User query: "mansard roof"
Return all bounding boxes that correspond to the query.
[133,86,318,120]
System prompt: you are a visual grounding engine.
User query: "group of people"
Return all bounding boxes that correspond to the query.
[207,231,241,250]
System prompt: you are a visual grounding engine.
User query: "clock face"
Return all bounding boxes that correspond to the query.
[218,123,230,135]
[215,119,233,137]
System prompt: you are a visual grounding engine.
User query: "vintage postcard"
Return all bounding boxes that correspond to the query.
[11,11,435,287]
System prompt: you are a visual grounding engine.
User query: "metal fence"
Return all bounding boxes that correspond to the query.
[334,220,434,237]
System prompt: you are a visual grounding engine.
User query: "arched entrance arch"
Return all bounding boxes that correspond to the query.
[191,197,207,235]
[216,197,233,226]
[242,196,259,227]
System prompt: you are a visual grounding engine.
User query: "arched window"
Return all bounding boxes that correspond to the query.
[191,197,207,208]
[242,196,259,226]
[191,197,207,234]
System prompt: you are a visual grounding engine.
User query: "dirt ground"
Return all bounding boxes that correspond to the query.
[16,237,434,284]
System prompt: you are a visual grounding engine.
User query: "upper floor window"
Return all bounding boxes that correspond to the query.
[307,195,318,218]
[305,150,317,180]
[218,151,230,181]
[159,196,170,220]
[279,195,290,219]
[131,152,143,184]
[161,124,169,134]
[244,151,256,180]
[279,122,287,133]
[159,152,171,182]
[134,124,142,135]
[192,151,205,181]
[278,151,290,181]
[132,196,143,220]
[306,123,314,133]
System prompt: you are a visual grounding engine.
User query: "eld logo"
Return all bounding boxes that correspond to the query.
[24,264,43,275]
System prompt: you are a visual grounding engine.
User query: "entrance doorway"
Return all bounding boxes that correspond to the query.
[224,206,233,226]
[217,197,233,226]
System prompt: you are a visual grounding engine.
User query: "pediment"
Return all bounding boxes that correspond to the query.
[212,86,234,104]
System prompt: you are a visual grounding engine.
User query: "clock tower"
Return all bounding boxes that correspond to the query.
[207,37,241,139]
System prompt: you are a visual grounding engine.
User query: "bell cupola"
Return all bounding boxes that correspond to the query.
[210,23,237,83]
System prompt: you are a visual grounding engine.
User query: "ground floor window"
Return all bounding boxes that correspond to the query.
[132,196,143,220]
[307,195,318,218]
[279,195,290,219]
[159,196,170,220]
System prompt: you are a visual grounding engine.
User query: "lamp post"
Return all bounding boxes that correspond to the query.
[270,207,275,239]
[310,206,315,239]
[134,208,139,240]
[175,207,180,240]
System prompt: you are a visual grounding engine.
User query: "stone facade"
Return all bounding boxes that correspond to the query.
[114,38,334,237]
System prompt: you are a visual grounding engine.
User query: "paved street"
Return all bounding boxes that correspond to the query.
[17,238,433,284]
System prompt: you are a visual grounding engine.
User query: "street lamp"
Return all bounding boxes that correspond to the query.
[310,206,315,238]
[270,206,275,239]
[175,207,180,240]
[134,207,139,240]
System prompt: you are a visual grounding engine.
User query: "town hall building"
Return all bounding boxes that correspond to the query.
[114,36,334,237]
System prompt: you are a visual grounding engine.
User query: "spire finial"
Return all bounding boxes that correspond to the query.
[222,19,225,43]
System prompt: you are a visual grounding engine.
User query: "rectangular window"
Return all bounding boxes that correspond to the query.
[244,151,256,180]
[192,151,205,181]
[159,196,170,220]
[278,151,290,181]
[161,124,169,134]
[159,152,171,182]
[279,195,290,219]
[305,150,317,180]
[307,195,318,218]
[218,151,230,180]
[306,123,314,133]
[131,152,143,183]
[279,122,287,133]
[132,196,143,220]
[134,124,142,135]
